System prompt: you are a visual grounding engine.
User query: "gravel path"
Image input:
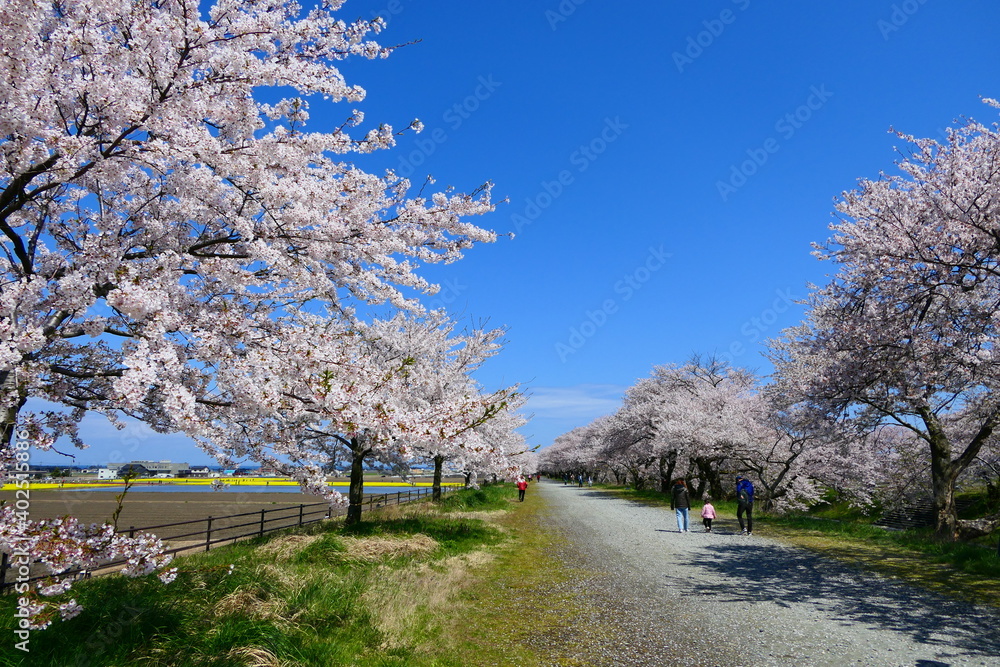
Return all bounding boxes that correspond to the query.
[530,480,1000,667]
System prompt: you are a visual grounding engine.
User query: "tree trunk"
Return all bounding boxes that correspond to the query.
[1,369,27,453]
[345,436,369,527]
[920,405,999,541]
[707,460,725,500]
[929,438,958,541]
[628,466,644,490]
[919,408,959,541]
[658,450,677,494]
[432,454,444,502]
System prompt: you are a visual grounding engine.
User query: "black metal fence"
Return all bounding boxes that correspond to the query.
[1,486,451,591]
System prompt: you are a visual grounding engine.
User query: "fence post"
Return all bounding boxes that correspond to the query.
[128,526,135,539]
[205,516,213,552]
[299,504,304,526]
[0,552,8,588]
[259,509,266,537]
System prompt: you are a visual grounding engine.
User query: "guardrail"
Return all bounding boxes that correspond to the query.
[1,486,451,591]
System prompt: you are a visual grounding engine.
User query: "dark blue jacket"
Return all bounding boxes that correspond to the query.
[736,479,754,504]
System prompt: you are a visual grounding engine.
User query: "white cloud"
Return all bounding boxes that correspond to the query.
[525,384,624,420]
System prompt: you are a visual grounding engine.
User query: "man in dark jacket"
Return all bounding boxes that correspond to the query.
[736,475,754,535]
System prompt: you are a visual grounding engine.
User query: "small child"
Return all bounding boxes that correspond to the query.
[701,498,717,533]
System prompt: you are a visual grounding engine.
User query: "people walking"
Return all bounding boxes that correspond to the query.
[670,479,691,532]
[701,497,717,533]
[736,475,754,535]
[517,477,528,502]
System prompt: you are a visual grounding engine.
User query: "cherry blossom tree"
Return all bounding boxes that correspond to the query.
[1,0,496,475]
[600,358,758,498]
[769,99,1000,540]
[656,357,758,499]
[1,0,501,624]
[542,356,855,511]
[457,400,532,487]
[732,392,842,512]
[832,424,931,510]
[367,313,519,502]
[539,420,608,481]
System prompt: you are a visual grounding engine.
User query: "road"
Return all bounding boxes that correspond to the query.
[524,480,1000,667]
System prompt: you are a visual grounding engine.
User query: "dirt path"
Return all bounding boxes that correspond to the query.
[528,480,1000,667]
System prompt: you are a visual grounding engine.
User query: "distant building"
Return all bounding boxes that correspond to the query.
[178,466,212,478]
[116,463,152,478]
[106,460,190,478]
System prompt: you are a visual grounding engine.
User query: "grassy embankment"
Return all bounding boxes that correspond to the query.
[0,484,580,667]
[610,485,1000,608]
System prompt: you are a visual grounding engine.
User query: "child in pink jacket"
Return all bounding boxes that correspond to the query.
[701,498,717,533]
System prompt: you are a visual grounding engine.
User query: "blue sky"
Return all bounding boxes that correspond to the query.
[34,0,1000,465]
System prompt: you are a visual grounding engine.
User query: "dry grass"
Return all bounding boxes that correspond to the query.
[354,503,511,655]
[364,550,498,652]
[211,589,288,623]
[339,533,439,562]
[442,509,509,523]
[224,645,291,667]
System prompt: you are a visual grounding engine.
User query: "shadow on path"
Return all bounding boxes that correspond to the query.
[687,542,1000,656]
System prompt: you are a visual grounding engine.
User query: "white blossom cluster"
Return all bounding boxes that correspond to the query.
[0,506,173,628]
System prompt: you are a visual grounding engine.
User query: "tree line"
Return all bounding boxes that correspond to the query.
[542,102,1000,545]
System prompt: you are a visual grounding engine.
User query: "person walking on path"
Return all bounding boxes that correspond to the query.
[517,477,528,502]
[701,497,716,532]
[670,479,691,532]
[736,475,754,535]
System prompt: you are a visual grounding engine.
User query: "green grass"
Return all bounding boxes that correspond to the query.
[0,486,518,667]
[435,484,512,512]
[444,485,593,666]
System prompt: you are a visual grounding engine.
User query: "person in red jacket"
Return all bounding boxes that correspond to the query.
[516,477,528,502]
